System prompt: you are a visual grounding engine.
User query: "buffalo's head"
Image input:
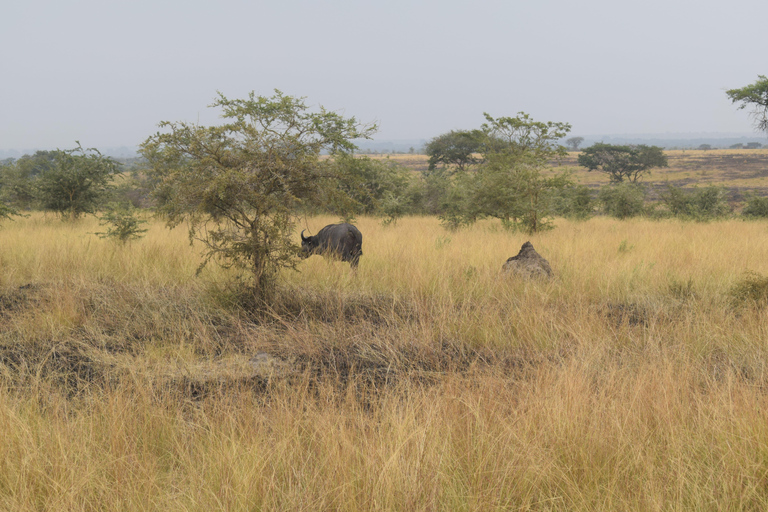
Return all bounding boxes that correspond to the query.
[300,230,317,258]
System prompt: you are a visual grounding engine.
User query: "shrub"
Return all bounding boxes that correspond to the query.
[551,184,594,220]
[660,185,729,221]
[742,194,768,218]
[599,183,646,219]
[95,203,148,244]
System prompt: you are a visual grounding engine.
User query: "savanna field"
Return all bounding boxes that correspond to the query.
[2,207,768,509]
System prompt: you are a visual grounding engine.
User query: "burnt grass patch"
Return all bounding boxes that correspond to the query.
[0,280,563,399]
[1,278,764,400]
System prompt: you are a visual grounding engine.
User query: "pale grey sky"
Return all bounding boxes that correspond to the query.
[1,0,765,151]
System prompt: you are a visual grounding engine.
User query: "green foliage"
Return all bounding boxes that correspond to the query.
[578,143,668,183]
[325,154,412,221]
[95,203,148,243]
[551,184,594,220]
[425,130,485,172]
[139,90,374,295]
[36,144,119,220]
[599,183,646,219]
[438,170,484,231]
[481,112,571,165]
[416,168,452,215]
[660,184,729,220]
[476,113,572,233]
[0,150,58,210]
[726,75,768,134]
[436,112,572,234]
[730,271,768,308]
[741,193,768,219]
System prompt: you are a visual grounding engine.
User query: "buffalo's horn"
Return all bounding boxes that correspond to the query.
[301,229,308,241]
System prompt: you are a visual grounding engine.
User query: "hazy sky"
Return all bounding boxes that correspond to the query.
[1,0,766,151]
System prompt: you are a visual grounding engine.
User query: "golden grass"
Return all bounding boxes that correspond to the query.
[2,213,768,510]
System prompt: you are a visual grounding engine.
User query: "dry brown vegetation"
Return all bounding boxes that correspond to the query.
[2,213,768,510]
[382,148,768,202]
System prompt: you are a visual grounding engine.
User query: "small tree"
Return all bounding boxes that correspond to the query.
[578,143,668,183]
[565,136,585,151]
[480,113,572,233]
[438,112,572,233]
[726,75,768,134]
[36,144,119,220]
[95,203,148,243]
[140,90,374,297]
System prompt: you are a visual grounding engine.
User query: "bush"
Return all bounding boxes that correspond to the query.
[660,185,729,221]
[95,203,148,244]
[599,183,646,219]
[742,194,768,218]
[551,184,594,220]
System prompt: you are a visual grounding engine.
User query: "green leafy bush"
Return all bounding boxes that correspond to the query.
[742,194,768,219]
[95,203,148,244]
[599,183,646,219]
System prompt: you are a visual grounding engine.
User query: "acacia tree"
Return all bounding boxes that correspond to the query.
[425,129,485,172]
[727,75,768,134]
[565,136,585,151]
[577,143,667,183]
[140,90,374,296]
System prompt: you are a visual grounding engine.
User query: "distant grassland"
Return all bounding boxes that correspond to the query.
[3,214,768,509]
[376,148,768,200]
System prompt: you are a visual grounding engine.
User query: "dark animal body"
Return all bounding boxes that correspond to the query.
[301,223,363,268]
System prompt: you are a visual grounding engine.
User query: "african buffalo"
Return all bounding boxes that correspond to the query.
[300,223,363,268]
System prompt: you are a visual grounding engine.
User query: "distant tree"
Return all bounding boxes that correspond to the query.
[481,112,570,164]
[565,136,585,151]
[726,75,768,134]
[36,144,119,220]
[140,90,374,297]
[730,143,744,149]
[746,142,763,149]
[578,143,668,183]
[697,144,712,151]
[0,160,20,221]
[0,150,58,210]
[425,129,485,172]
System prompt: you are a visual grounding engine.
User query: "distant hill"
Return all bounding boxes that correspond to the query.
[576,133,766,150]
[0,146,140,160]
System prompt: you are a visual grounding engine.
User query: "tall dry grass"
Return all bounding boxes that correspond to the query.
[1,213,768,510]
